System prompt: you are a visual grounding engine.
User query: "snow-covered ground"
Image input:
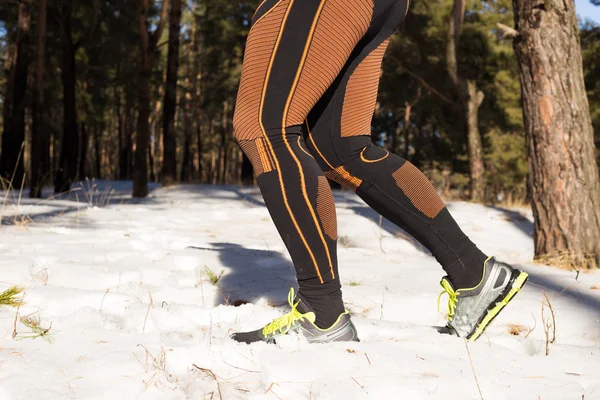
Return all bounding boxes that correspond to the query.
[0,181,598,399]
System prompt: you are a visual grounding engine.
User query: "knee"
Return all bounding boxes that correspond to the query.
[233,109,275,176]
[320,142,393,191]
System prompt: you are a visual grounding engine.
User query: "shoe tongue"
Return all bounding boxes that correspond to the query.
[441,276,455,290]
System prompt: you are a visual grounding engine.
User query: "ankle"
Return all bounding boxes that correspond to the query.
[297,290,345,329]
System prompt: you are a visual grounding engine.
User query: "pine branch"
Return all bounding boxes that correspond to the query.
[0,286,24,307]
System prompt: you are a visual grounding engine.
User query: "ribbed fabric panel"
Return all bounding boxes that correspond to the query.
[316,176,337,240]
[286,0,374,126]
[239,138,275,176]
[341,37,390,137]
[233,0,290,141]
[324,166,363,190]
[392,161,445,218]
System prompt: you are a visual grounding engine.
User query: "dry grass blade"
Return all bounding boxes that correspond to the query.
[525,313,537,339]
[541,291,557,356]
[351,377,365,389]
[204,266,224,286]
[136,344,178,389]
[99,288,110,314]
[0,143,25,227]
[464,340,484,400]
[0,286,25,306]
[507,323,526,336]
[142,292,153,334]
[542,292,556,344]
[265,382,282,399]
[17,314,54,344]
[535,250,597,271]
[192,364,223,400]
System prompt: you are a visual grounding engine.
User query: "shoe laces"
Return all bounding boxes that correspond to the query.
[262,288,310,337]
[438,278,459,319]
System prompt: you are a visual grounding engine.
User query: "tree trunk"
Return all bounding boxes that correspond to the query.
[197,119,203,181]
[181,88,193,182]
[79,121,88,179]
[134,4,152,197]
[133,0,168,197]
[181,116,192,182]
[0,0,31,186]
[30,0,46,198]
[2,35,15,157]
[55,2,79,192]
[162,0,182,186]
[94,127,102,179]
[466,80,485,201]
[513,0,600,268]
[116,87,124,179]
[219,101,229,183]
[446,0,486,202]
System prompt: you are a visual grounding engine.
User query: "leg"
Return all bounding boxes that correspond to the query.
[305,0,487,289]
[233,0,374,328]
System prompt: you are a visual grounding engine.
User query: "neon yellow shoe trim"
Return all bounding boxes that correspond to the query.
[262,288,315,337]
[468,271,529,342]
[438,278,459,319]
[438,256,495,320]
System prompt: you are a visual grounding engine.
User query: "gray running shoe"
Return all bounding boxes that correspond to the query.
[231,288,359,344]
[438,257,528,341]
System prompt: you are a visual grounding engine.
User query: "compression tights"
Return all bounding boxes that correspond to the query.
[233,0,487,328]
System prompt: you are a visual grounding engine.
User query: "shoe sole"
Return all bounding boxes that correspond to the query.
[466,270,529,342]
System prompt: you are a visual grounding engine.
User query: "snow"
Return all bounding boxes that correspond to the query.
[0,181,599,399]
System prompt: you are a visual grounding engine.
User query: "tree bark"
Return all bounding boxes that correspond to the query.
[30,0,47,198]
[2,35,15,157]
[55,2,79,193]
[79,121,88,179]
[134,0,168,197]
[513,0,600,268]
[162,0,182,186]
[181,110,192,182]
[94,127,102,179]
[466,80,485,201]
[218,101,229,183]
[134,2,152,197]
[197,117,204,181]
[446,0,486,202]
[0,0,31,186]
